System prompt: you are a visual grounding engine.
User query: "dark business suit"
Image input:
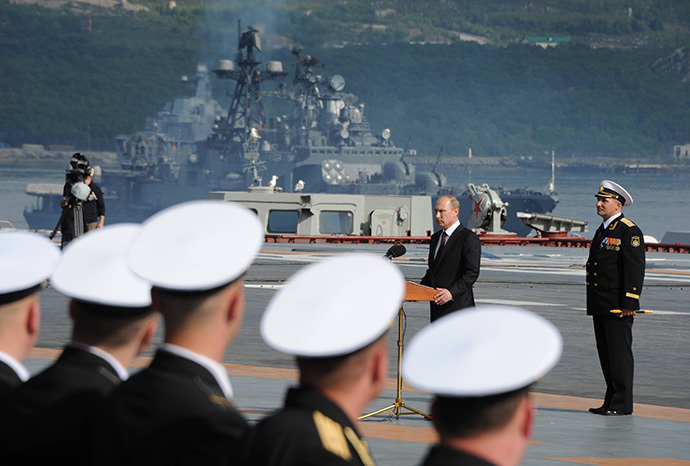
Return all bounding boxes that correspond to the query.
[421,224,481,322]
[0,360,22,398]
[242,386,374,465]
[94,349,248,466]
[587,214,645,413]
[420,444,496,466]
[5,345,122,465]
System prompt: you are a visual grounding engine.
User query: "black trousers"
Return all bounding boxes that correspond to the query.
[593,314,634,412]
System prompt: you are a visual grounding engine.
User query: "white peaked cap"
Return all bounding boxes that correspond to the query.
[51,224,151,307]
[596,180,633,206]
[261,254,405,357]
[0,231,60,298]
[403,306,562,397]
[128,200,264,291]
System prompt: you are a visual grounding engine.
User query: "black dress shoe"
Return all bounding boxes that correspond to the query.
[588,406,608,414]
[601,409,632,416]
[589,407,631,416]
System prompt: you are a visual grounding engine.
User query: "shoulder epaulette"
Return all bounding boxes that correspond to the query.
[621,218,635,227]
[313,410,351,461]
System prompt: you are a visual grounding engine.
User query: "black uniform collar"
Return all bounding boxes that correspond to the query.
[422,444,496,466]
[285,386,359,434]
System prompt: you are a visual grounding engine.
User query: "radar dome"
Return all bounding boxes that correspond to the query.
[217,59,234,71]
[267,61,284,72]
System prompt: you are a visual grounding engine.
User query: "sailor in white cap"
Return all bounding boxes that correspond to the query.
[0,231,60,397]
[587,180,645,416]
[402,306,562,466]
[94,200,264,466]
[4,223,158,465]
[242,254,405,466]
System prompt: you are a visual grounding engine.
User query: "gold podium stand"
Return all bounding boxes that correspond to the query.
[359,281,436,420]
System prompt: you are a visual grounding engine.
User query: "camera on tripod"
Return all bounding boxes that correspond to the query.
[64,153,92,202]
[50,153,93,242]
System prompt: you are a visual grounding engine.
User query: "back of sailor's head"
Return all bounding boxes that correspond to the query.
[127,200,264,324]
[0,231,59,359]
[261,254,405,384]
[403,306,562,437]
[50,224,154,345]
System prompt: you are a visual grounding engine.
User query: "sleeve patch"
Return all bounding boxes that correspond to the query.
[631,236,641,247]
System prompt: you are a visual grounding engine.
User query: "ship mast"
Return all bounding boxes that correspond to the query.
[208,21,287,161]
[545,150,556,195]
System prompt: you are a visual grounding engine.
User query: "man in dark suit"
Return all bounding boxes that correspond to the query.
[587,180,645,416]
[94,200,264,465]
[242,255,405,465]
[402,306,562,466]
[422,195,481,322]
[0,231,60,398]
[5,224,158,465]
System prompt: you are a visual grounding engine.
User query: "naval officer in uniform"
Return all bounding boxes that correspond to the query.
[94,200,264,465]
[242,254,405,465]
[587,180,645,416]
[0,232,60,398]
[5,224,158,465]
[403,306,562,466]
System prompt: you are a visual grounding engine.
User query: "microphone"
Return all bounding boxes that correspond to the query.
[384,244,406,260]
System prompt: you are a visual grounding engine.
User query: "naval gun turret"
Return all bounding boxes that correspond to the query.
[466,183,510,234]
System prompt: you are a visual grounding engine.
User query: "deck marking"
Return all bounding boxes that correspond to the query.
[546,459,690,465]
[476,298,566,307]
[27,348,690,423]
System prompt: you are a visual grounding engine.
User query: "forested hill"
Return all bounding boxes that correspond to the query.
[2,0,690,161]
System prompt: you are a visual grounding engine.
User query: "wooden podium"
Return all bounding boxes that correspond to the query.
[359,281,436,420]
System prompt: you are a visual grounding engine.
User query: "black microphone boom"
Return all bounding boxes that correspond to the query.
[384,244,406,259]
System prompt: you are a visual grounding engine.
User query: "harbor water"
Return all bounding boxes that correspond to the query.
[2,163,689,241]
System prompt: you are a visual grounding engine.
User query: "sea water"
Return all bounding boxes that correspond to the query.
[1,163,688,241]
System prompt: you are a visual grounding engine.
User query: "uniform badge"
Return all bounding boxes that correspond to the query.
[631,236,641,247]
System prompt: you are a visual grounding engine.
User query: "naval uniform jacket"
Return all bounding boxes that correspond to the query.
[0,360,22,398]
[420,444,496,466]
[421,224,481,321]
[586,213,645,413]
[242,386,375,466]
[5,345,122,465]
[586,214,645,315]
[94,349,248,466]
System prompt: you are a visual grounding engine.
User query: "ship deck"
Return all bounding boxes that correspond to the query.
[27,243,690,465]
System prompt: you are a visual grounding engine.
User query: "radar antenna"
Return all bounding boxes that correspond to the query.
[209,20,287,161]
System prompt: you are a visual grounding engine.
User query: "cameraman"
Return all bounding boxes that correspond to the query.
[83,169,105,232]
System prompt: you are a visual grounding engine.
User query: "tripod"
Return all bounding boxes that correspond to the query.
[359,282,436,420]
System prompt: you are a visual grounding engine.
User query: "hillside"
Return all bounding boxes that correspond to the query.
[2,0,690,161]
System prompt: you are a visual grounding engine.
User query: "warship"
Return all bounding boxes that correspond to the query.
[24,24,557,235]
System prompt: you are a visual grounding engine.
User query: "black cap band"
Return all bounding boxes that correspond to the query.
[0,284,42,306]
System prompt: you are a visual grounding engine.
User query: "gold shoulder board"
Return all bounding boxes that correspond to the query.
[313,411,351,461]
[621,218,635,227]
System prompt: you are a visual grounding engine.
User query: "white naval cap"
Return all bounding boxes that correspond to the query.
[403,306,562,397]
[51,224,151,308]
[261,254,405,357]
[0,231,60,304]
[128,200,264,291]
[596,180,633,206]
